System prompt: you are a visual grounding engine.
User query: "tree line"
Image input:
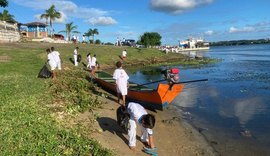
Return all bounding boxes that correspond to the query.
[210,39,270,46]
[1,1,163,46]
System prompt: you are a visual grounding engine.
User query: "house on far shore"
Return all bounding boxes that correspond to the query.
[20,22,48,39]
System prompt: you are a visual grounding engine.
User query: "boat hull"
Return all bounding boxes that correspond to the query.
[94,71,184,110]
[178,47,209,52]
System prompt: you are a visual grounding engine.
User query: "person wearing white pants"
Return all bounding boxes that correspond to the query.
[51,47,61,70]
[127,102,156,151]
[74,47,79,66]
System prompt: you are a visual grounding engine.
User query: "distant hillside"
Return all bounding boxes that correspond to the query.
[210,39,270,46]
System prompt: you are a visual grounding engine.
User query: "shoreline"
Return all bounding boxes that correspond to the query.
[91,89,219,156]
[169,105,219,155]
[90,54,220,155]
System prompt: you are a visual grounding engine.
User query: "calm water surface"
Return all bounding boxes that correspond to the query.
[127,44,270,156]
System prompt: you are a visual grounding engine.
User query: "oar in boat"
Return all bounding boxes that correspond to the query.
[135,79,167,87]
[134,78,208,87]
[175,78,208,84]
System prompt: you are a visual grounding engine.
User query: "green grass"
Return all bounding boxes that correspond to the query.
[0,43,113,155]
[0,42,217,155]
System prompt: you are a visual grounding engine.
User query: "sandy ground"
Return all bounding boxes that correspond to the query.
[89,92,219,156]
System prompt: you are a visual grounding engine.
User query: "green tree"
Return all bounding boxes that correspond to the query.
[0,9,15,23]
[40,14,49,25]
[139,32,162,47]
[40,5,61,36]
[0,0,8,7]
[84,31,91,42]
[95,39,101,44]
[59,22,79,41]
[85,28,99,43]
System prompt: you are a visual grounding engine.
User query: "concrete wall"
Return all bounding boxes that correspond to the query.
[0,21,20,43]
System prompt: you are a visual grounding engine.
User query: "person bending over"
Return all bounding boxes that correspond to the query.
[127,102,156,152]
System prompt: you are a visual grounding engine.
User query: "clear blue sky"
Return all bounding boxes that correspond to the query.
[2,0,270,45]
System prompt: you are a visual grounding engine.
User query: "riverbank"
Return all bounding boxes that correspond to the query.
[0,42,219,155]
[89,89,218,156]
[86,46,219,155]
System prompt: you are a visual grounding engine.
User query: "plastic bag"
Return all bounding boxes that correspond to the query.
[116,106,130,133]
[77,54,82,63]
[38,64,52,78]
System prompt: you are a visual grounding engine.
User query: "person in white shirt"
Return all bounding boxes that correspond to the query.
[50,47,61,70]
[127,102,156,152]
[47,48,56,79]
[113,61,129,106]
[73,47,79,66]
[86,53,91,69]
[122,49,127,60]
[72,34,76,43]
[91,54,97,76]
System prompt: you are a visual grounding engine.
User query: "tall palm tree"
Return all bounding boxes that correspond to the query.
[59,22,79,41]
[0,9,15,23]
[84,31,92,42]
[0,0,8,7]
[40,5,61,36]
[86,28,99,43]
[40,14,49,25]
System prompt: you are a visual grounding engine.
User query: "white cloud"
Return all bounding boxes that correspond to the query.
[150,0,213,14]
[205,30,214,35]
[229,26,255,33]
[11,0,117,25]
[34,11,67,24]
[103,31,139,41]
[86,17,117,26]
[114,31,138,37]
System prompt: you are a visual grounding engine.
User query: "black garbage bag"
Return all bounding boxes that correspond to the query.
[77,54,82,63]
[38,64,52,78]
[116,106,130,133]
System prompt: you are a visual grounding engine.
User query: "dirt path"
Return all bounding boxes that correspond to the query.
[89,93,218,156]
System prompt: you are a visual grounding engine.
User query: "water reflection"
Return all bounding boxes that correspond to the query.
[127,44,270,155]
[218,97,264,126]
[172,86,199,108]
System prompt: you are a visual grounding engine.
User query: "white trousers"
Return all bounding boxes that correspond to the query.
[87,62,92,69]
[74,55,78,66]
[128,119,149,147]
[56,61,61,70]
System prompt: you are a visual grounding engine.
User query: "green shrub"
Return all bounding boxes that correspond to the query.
[49,70,101,113]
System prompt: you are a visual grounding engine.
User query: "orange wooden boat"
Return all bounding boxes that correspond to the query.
[94,71,184,110]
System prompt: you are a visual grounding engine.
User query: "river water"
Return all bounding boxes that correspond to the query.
[127,44,270,156]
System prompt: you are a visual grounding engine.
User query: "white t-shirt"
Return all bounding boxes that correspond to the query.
[52,51,60,63]
[47,53,56,68]
[91,56,96,66]
[113,68,129,86]
[74,49,78,55]
[127,102,153,135]
[87,55,91,63]
[113,68,129,95]
[122,50,127,57]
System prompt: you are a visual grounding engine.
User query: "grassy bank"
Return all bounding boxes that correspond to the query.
[0,42,217,155]
[0,43,113,155]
